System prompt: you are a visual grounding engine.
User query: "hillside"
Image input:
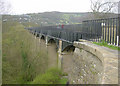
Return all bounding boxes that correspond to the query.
[2,11,117,27]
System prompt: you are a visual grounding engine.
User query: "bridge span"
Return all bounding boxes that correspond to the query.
[27,24,101,52]
[26,17,119,52]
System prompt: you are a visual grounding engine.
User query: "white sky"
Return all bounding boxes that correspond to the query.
[4,0,120,14]
[8,0,91,14]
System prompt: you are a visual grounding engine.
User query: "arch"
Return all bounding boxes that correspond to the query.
[41,35,45,40]
[48,38,56,44]
[36,33,39,37]
[34,32,36,35]
[81,34,82,39]
[34,30,36,35]
[62,45,75,52]
[48,38,58,52]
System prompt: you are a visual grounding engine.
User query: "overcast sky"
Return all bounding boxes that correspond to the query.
[6,0,91,14]
[3,0,120,14]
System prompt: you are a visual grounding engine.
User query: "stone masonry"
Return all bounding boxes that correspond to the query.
[69,41,118,84]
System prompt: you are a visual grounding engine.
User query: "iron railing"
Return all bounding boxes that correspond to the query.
[82,17,119,45]
[27,17,119,46]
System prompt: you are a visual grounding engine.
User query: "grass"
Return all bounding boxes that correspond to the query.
[30,68,68,84]
[2,20,68,84]
[2,21,48,84]
[93,40,120,51]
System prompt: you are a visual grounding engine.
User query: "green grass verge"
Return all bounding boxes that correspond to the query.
[30,68,68,84]
[93,40,120,51]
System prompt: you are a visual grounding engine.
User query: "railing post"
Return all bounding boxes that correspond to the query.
[117,36,119,46]
[117,17,120,46]
[117,5,120,46]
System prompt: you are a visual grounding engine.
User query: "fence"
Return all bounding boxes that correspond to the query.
[82,17,119,46]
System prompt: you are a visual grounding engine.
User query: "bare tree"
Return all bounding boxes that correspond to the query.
[0,0,11,15]
[90,0,118,18]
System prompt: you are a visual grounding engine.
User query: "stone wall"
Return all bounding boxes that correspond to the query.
[69,41,118,84]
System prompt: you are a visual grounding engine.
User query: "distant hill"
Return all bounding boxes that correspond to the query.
[2,11,117,27]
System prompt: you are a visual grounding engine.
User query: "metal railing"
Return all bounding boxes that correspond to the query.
[27,17,119,46]
[82,17,119,46]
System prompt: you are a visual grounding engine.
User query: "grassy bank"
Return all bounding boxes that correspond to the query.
[2,21,49,84]
[93,40,120,51]
[2,21,68,84]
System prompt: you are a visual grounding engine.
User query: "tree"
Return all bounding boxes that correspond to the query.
[0,0,11,15]
[90,0,118,18]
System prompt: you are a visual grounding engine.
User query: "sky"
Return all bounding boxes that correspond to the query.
[3,0,120,14]
[7,0,92,14]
